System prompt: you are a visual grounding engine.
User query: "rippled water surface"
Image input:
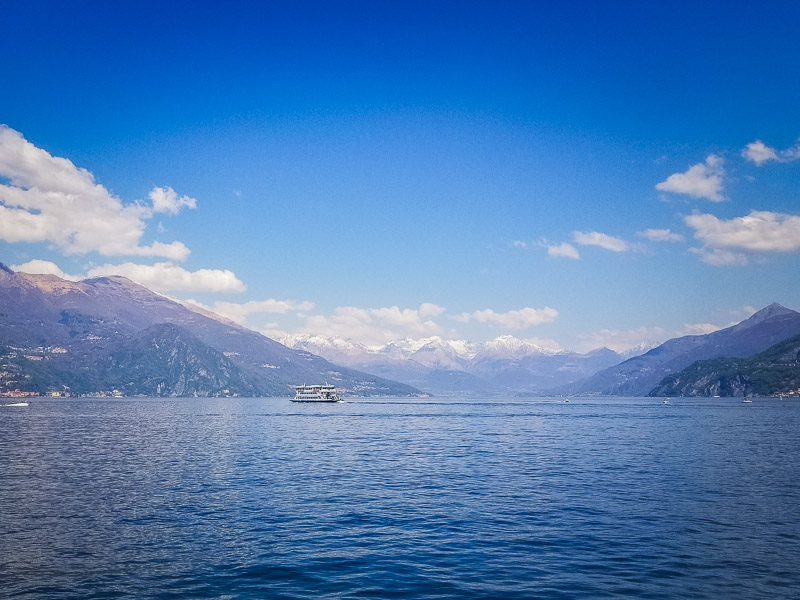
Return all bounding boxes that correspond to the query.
[2,397,799,599]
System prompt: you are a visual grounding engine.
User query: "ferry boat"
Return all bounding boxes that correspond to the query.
[292,384,342,402]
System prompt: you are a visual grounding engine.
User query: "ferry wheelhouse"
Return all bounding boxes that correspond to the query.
[292,384,342,402]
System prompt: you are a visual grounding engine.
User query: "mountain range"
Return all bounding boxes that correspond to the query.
[4,261,798,399]
[560,303,800,396]
[281,303,799,398]
[0,263,420,397]
[280,334,634,396]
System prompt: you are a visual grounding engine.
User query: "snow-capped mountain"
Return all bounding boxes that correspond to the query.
[280,334,626,396]
[280,334,565,368]
[404,337,475,370]
[373,337,476,362]
[472,335,562,361]
[618,342,660,360]
[280,333,374,365]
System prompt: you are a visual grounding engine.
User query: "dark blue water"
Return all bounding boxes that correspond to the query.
[2,397,799,599]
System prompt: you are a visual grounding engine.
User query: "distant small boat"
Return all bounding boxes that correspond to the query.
[662,398,670,404]
[743,397,753,403]
[2,401,30,407]
[563,398,570,403]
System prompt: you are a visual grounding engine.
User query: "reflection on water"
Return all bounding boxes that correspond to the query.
[1,397,799,599]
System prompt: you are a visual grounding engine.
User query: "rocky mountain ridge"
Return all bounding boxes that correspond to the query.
[0,263,421,397]
[560,303,800,396]
[649,332,800,397]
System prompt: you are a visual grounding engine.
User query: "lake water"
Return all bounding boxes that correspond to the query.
[2,397,799,599]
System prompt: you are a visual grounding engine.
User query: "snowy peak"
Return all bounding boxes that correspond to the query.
[407,337,474,370]
[371,337,476,362]
[618,342,659,360]
[375,339,414,360]
[280,333,565,365]
[279,335,479,369]
[474,335,561,361]
[279,334,373,362]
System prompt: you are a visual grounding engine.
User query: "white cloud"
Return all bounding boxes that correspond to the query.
[655,154,725,202]
[86,261,246,293]
[547,242,580,259]
[0,125,191,259]
[127,240,190,261]
[149,186,197,215]
[418,302,446,318]
[572,231,628,252]
[210,298,316,324]
[728,305,757,319]
[299,307,388,346]
[369,305,445,338]
[688,247,749,266]
[11,259,81,281]
[637,228,684,242]
[11,258,246,293]
[247,302,557,347]
[259,325,290,340]
[742,139,800,166]
[526,238,580,259]
[741,140,779,166]
[685,210,800,266]
[677,323,722,336]
[457,306,558,330]
[513,240,529,249]
[578,326,665,353]
[293,303,447,346]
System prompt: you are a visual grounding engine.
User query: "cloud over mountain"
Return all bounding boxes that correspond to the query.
[457,306,558,330]
[578,326,665,353]
[678,322,722,336]
[85,262,246,293]
[11,259,81,281]
[291,303,447,346]
[12,260,246,294]
[0,125,190,260]
[210,298,316,323]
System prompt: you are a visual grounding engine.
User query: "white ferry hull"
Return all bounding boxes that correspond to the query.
[291,398,342,403]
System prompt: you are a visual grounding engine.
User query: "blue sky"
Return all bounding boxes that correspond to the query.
[2,1,799,351]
